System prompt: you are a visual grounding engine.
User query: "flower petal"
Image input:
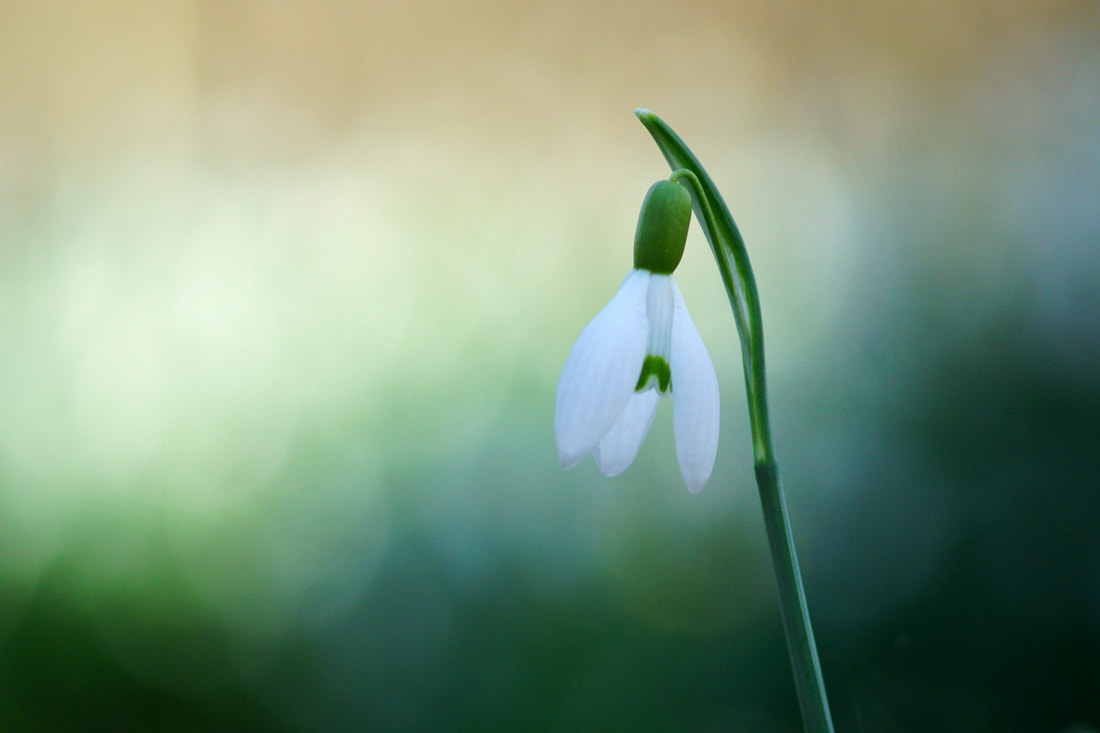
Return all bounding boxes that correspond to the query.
[555,270,650,468]
[593,389,661,477]
[669,278,720,493]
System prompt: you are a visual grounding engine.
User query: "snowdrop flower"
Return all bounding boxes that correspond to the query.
[555,180,720,492]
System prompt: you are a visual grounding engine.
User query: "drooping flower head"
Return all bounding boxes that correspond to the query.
[555,180,719,492]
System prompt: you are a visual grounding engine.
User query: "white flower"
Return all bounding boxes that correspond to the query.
[554,268,720,492]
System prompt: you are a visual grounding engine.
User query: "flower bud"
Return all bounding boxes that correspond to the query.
[633,179,692,275]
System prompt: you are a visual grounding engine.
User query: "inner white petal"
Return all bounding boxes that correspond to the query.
[644,274,674,366]
[593,389,661,477]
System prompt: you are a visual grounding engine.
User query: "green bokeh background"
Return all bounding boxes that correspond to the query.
[2,2,1099,730]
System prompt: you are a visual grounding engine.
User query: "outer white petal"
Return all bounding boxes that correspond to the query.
[555,270,650,468]
[592,389,660,477]
[669,278,720,493]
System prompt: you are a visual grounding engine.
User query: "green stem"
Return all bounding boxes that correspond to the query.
[638,109,834,732]
[755,460,833,733]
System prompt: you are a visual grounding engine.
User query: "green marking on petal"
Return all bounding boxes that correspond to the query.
[635,354,672,393]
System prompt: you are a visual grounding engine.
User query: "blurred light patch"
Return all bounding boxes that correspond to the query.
[0,143,419,648]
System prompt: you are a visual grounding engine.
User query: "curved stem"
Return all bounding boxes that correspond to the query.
[641,109,834,732]
[667,167,771,462]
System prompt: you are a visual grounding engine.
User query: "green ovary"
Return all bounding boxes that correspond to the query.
[633,179,692,275]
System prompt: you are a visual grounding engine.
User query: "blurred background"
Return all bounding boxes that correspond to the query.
[2,1,1099,730]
